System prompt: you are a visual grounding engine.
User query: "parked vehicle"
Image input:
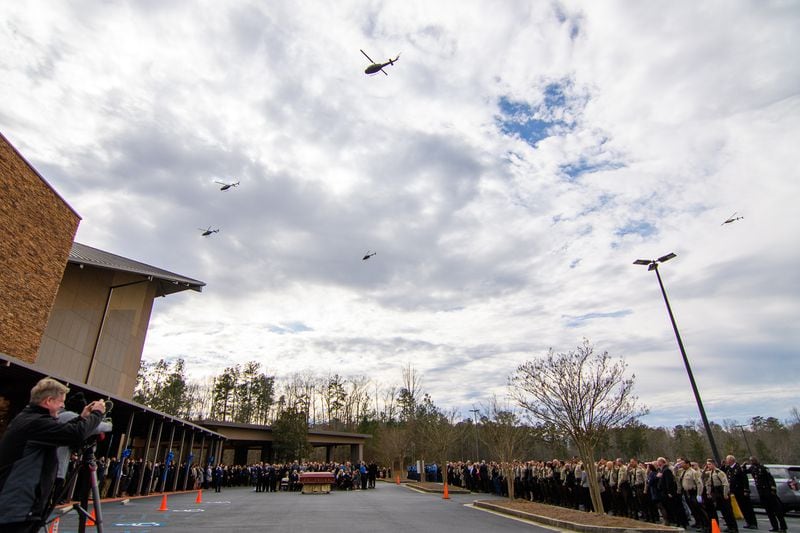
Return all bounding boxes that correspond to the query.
[747,464,800,512]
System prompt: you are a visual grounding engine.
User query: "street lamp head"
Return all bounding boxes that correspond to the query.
[633,253,677,270]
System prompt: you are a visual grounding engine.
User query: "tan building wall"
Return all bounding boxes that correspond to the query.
[0,133,80,363]
[37,263,156,398]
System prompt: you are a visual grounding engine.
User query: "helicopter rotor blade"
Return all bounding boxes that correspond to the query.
[360,49,375,63]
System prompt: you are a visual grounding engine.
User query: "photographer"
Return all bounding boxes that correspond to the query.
[0,378,106,533]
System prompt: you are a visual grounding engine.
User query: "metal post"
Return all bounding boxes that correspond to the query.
[469,408,480,461]
[137,419,155,496]
[182,431,196,491]
[148,420,164,494]
[652,264,722,465]
[162,424,176,492]
[172,427,185,492]
[112,413,135,498]
[735,424,753,456]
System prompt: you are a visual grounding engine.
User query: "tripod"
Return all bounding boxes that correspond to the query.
[42,441,106,533]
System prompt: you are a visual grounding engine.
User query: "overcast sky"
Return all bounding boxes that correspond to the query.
[2,1,798,427]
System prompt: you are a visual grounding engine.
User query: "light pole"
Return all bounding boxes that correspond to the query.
[469,408,480,461]
[633,252,722,465]
[734,424,753,456]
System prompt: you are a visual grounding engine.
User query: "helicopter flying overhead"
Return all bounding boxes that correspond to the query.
[199,226,220,236]
[360,50,400,76]
[215,179,239,191]
[362,250,377,261]
[722,212,744,225]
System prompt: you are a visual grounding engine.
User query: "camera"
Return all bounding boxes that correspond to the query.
[91,399,113,435]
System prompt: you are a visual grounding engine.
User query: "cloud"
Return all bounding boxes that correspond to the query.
[2,1,798,427]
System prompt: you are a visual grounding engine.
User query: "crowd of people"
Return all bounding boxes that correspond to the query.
[0,378,791,533]
[443,455,788,532]
[56,456,391,500]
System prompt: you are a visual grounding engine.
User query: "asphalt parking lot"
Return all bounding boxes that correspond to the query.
[49,484,549,533]
[48,484,800,533]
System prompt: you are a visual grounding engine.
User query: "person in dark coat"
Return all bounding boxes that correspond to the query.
[749,457,787,532]
[0,378,105,533]
[656,457,678,525]
[725,455,758,529]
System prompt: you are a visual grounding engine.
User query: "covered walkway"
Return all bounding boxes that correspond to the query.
[198,420,372,464]
[0,353,225,495]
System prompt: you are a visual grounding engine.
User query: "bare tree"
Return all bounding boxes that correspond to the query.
[399,363,422,422]
[509,339,646,514]
[480,396,528,499]
[414,395,462,482]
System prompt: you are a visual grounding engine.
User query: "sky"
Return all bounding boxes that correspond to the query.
[2,1,798,428]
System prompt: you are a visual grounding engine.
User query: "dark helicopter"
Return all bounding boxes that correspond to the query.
[362,250,377,261]
[199,226,220,236]
[215,179,239,191]
[360,50,400,76]
[721,211,744,225]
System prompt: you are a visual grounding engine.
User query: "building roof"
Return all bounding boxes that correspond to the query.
[69,242,205,296]
[0,352,226,440]
[196,419,373,439]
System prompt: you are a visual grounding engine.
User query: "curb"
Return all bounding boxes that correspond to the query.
[55,488,202,511]
[473,500,684,533]
[406,482,470,495]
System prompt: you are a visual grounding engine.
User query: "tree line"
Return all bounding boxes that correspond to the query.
[134,345,800,484]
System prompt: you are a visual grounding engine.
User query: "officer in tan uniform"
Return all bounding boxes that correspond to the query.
[678,459,708,531]
[705,459,738,533]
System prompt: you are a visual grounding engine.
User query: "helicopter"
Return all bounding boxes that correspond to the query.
[360,50,400,76]
[215,179,239,191]
[721,212,744,225]
[199,227,220,236]
[362,250,377,261]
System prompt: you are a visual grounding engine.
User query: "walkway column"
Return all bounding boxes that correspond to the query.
[325,445,334,463]
[113,412,136,498]
[182,431,196,490]
[350,443,363,464]
[172,427,186,492]
[161,424,176,492]
[137,418,155,495]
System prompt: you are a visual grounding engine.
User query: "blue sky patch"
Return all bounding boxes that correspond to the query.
[562,159,626,180]
[497,97,555,146]
[615,220,657,238]
[496,81,576,147]
[563,309,632,328]
[268,321,313,334]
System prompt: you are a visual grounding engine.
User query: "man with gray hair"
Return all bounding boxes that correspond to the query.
[0,377,106,533]
[725,454,758,529]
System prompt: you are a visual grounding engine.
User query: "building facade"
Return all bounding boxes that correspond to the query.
[0,132,80,363]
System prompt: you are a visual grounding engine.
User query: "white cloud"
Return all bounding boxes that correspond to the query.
[2,1,798,428]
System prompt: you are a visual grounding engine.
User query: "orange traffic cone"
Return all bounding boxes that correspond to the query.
[48,516,60,533]
[710,519,721,533]
[159,493,168,511]
[442,481,450,500]
[86,508,96,527]
[195,489,203,503]
[395,475,400,485]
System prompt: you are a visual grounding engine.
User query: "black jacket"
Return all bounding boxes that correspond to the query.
[726,462,749,494]
[0,403,102,524]
[749,463,776,497]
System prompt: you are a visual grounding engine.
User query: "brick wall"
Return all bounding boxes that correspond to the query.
[0,133,80,363]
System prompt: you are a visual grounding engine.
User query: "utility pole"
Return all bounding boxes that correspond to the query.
[469,408,480,461]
